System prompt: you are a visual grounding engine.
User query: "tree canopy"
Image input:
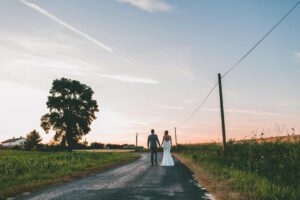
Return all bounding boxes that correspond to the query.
[24,130,42,151]
[41,78,99,149]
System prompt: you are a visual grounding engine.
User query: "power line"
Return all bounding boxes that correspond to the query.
[222,0,300,78]
[177,82,218,128]
[176,0,300,128]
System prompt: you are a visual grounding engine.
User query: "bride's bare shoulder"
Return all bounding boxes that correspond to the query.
[163,135,171,141]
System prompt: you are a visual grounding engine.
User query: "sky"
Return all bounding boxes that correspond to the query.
[0,0,299,146]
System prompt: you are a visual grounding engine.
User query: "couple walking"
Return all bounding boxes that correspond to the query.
[147,129,174,167]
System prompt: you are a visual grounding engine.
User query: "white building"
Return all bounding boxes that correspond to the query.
[1,137,26,147]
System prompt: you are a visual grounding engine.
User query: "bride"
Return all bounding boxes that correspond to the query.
[161,130,174,166]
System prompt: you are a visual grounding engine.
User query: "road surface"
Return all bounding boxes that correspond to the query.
[16,153,214,200]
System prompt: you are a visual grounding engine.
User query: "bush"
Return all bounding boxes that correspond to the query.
[105,144,122,149]
[90,142,105,149]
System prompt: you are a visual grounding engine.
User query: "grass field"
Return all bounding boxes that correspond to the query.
[76,149,135,153]
[174,141,300,200]
[0,150,139,199]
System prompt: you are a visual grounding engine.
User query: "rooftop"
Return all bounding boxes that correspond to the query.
[1,137,25,144]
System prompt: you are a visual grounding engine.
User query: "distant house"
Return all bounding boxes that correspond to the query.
[1,137,26,147]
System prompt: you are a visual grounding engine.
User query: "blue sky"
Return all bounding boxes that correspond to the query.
[0,0,299,145]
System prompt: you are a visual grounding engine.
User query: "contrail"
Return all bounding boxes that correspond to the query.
[19,0,135,65]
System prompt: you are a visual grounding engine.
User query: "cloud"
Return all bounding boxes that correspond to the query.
[0,32,96,75]
[202,108,291,117]
[287,69,300,76]
[0,30,158,90]
[147,100,185,110]
[285,52,300,76]
[90,108,150,137]
[275,101,300,108]
[19,0,135,65]
[96,73,159,84]
[226,109,290,117]
[117,0,173,12]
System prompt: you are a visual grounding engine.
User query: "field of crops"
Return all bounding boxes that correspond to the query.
[175,141,300,200]
[0,150,139,198]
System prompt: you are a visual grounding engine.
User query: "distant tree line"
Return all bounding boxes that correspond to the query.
[0,129,135,151]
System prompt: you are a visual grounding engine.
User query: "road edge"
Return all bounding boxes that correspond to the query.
[173,153,220,200]
[4,153,141,200]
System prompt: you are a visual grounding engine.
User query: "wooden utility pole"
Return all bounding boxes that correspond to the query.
[174,127,178,147]
[136,132,138,147]
[218,73,227,151]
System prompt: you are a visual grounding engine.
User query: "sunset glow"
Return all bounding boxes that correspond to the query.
[0,0,299,146]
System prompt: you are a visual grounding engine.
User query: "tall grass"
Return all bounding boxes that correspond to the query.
[176,141,300,199]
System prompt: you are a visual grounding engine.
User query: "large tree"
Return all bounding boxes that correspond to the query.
[41,78,99,149]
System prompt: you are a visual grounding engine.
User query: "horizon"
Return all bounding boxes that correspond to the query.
[0,0,299,146]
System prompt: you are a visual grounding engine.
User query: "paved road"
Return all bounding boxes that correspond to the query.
[16,153,214,200]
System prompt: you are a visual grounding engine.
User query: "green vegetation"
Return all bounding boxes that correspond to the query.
[175,141,300,200]
[24,130,42,151]
[41,78,99,149]
[0,150,139,198]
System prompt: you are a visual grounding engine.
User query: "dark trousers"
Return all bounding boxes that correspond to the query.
[150,147,158,165]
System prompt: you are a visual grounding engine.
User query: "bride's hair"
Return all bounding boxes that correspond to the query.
[164,130,168,135]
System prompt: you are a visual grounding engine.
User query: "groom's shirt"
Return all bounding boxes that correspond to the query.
[148,134,159,149]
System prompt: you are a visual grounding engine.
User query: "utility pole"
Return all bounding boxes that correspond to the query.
[218,73,227,152]
[136,132,138,147]
[174,127,178,147]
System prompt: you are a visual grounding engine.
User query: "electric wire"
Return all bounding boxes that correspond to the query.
[176,0,300,128]
[222,0,300,78]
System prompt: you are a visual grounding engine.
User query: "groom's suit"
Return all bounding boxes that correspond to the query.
[148,133,160,165]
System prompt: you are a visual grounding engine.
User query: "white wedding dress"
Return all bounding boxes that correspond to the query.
[161,140,174,166]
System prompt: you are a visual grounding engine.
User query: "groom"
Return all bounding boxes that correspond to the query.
[147,129,160,166]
